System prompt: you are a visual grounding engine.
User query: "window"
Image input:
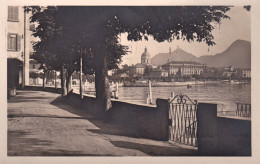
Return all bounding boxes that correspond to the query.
[33,65,35,69]
[8,6,19,22]
[7,34,21,51]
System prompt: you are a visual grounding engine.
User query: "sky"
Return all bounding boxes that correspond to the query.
[119,6,251,66]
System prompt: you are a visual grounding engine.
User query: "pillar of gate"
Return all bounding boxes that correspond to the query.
[197,103,218,155]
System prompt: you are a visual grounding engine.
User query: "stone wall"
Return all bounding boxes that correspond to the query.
[197,103,251,156]
[217,117,251,156]
[107,98,169,140]
[65,92,169,141]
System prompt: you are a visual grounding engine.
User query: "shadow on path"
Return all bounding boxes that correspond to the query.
[8,114,88,120]
[110,141,198,156]
[8,130,113,156]
[8,130,52,156]
[50,95,198,156]
[50,96,139,138]
[8,95,52,103]
[8,90,198,156]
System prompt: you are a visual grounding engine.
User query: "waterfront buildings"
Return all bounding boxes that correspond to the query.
[217,66,251,79]
[129,48,151,77]
[129,47,207,80]
[122,46,250,81]
[221,66,237,78]
[237,68,251,78]
[129,63,146,77]
[161,61,206,77]
[149,68,168,80]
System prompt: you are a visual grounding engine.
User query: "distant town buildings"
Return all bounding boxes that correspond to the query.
[222,66,237,78]
[149,68,168,80]
[237,68,251,78]
[128,47,207,80]
[119,46,250,81]
[129,48,152,77]
[129,63,146,77]
[161,61,206,77]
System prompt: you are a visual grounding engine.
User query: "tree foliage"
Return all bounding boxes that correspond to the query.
[26,6,231,111]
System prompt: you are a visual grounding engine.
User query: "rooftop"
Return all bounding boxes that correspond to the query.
[162,61,204,66]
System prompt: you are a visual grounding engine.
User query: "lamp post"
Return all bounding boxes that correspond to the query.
[22,10,26,89]
[79,47,83,99]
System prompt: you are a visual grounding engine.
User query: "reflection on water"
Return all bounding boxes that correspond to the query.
[118,83,251,111]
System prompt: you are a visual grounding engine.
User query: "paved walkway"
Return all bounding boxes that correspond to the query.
[8,90,197,156]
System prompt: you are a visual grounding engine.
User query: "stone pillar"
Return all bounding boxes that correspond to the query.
[155,99,169,141]
[197,103,218,155]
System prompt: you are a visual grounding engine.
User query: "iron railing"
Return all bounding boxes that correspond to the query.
[236,103,251,118]
[168,94,198,147]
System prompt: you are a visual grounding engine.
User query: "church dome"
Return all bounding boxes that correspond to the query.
[141,47,151,65]
[141,47,150,58]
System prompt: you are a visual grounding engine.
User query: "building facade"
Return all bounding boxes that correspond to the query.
[7,6,35,93]
[237,68,251,78]
[149,68,168,79]
[129,48,151,77]
[141,47,151,65]
[129,63,146,77]
[161,61,206,77]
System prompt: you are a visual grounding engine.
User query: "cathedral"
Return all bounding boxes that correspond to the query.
[129,47,152,77]
[141,47,151,65]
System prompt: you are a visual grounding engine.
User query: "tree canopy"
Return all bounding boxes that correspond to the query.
[27,6,231,111]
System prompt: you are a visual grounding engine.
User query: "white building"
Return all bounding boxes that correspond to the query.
[7,6,35,94]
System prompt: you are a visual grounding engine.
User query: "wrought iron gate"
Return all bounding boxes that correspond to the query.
[168,94,198,147]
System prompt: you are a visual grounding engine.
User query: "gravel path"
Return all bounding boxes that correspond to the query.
[8,90,197,156]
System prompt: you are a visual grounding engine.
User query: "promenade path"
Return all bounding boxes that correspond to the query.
[8,90,197,156]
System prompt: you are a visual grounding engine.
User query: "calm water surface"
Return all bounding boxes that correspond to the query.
[117,83,251,110]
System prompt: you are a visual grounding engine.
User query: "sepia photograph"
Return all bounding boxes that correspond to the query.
[1,0,260,163]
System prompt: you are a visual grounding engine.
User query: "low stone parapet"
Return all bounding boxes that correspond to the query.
[197,103,251,156]
[65,91,169,141]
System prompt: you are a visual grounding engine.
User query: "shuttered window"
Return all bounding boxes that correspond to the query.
[7,34,21,51]
[8,6,19,21]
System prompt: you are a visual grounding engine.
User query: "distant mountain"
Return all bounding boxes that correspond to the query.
[151,47,198,66]
[198,40,251,68]
[150,40,251,68]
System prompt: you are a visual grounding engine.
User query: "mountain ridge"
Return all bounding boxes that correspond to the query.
[150,40,251,68]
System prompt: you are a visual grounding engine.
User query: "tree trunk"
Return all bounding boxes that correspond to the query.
[66,70,73,94]
[46,70,49,84]
[54,70,57,89]
[60,64,67,96]
[94,51,112,112]
[42,71,46,89]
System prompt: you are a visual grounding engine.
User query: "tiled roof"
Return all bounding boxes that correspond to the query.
[162,61,203,66]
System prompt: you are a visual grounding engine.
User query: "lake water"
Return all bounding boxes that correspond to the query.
[117,83,251,111]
